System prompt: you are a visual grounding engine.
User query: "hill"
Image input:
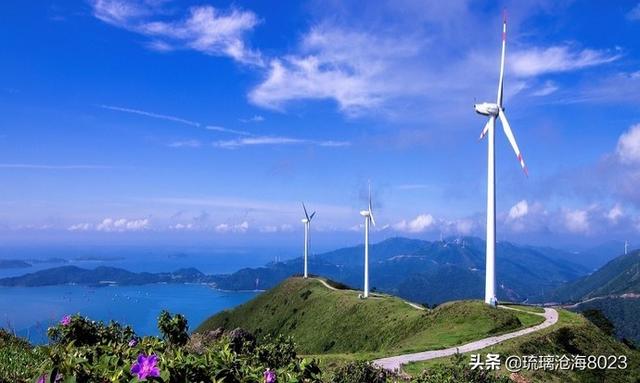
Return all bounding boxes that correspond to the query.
[0,265,211,286]
[211,237,589,304]
[547,249,640,303]
[196,277,544,355]
[404,309,640,382]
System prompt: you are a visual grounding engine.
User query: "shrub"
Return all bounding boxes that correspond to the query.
[411,353,510,383]
[330,361,392,383]
[33,313,322,383]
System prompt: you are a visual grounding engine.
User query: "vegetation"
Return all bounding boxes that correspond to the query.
[572,298,640,344]
[197,277,543,356]
[1,312,321,383]
[405,309,640,383]
[547,250,640,303]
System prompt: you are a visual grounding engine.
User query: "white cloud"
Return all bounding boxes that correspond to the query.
[616,124,640,164]
[68,223,93,231]
[508,200,529,220]
[91,2,262,65]
[205,125,252,136]
[249,25,423,115]
[212,136,350,149]
[259,224,294,233]
[393,214,435,233]
[564,209,589,233]
[239,115,264,123]
[510,46,619,77]
[215,221,249,233]
[531,80,558,96]
[607,204,623,223]
[454,219,474,235]
[169,223,194,230]
[627,3,640,20]
[101,104,201,127]
[96,217,150,232]
[168,140,201,148]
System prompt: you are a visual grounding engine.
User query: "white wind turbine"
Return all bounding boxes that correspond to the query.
[359,184,376,299]
[474,13,528,307]
[301,203,316,278]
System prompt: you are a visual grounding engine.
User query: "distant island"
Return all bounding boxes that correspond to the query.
[0,259,32,269]
[0,266,214,287]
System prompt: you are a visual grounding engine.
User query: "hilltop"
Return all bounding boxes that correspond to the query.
[196,277,543,355]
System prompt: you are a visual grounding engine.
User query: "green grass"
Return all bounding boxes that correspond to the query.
[404,308,640,383]
[197,277,543,357]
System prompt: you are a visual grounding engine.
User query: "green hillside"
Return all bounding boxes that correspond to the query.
[197,277,543,356]
[548,250,640,303]
[405,309,640,383]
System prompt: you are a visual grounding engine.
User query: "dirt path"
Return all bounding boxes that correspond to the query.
[373,307,559,371]
[313,277,425,310]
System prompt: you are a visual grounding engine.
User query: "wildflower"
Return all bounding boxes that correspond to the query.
[128,338,138,347]
[130,354,160,380]
[263,368,276,383]
[60,315,71,326]
[37,374,46,383]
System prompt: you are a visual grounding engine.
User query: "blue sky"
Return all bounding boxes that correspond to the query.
[1,0,639,248]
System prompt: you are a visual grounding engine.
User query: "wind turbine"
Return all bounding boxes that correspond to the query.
[301,203,316,278]
[359,184,376,298]
[474,12,528,307]
[625,240,629,255]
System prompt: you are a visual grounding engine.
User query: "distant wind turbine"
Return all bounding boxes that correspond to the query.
[474,12,528,307]
[359,184,376,299]
[625,240,629,255]
[301,203,316,278]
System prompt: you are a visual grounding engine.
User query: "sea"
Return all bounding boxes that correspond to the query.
[0,245,297,344]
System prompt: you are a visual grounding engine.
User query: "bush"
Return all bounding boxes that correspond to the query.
[330,361,391,383]
[33,313,322,383]
[411,353,510,383]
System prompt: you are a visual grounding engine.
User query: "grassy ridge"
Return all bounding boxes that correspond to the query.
[197,277,543,355]
[404,309,640,382]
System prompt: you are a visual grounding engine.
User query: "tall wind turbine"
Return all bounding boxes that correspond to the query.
[474,12,528,307]
[301,203,315,278]
[359,185,376,298]
[625,240,629,255]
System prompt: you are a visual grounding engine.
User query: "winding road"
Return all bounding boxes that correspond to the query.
[373,306,559,371]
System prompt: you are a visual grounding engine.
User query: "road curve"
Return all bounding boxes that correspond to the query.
[373,307,559,371]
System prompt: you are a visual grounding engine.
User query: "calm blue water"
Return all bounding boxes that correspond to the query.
[0,245,294,344]
[0,284,258,344]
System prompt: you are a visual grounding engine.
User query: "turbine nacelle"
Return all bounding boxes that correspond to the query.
[301,218,309,224]
[359,210,371,218]
[474,102,499,116]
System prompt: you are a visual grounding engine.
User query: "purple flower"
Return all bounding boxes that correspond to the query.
[37,375,46,383]
[60,315,71,326]
[263,368,276,383]
[128,338,138,347]
[130,354,160,381]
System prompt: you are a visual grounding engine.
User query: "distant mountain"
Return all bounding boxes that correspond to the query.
[0,259,31,269]
[542,249,640,344]
[546,250,640,303]
[212,236,589,305]
[0,266,211,287]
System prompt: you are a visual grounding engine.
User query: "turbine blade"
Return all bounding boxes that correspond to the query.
[302,202,309,220]
[497,10,507,107]
[498,109,528,176]
[370,211,376,227]
[310,211,316,221]
[479,118,491,140]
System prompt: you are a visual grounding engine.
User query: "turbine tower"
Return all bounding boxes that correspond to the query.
[301,203,315,278]
[625,240,629,255]
[359,184,376,298]
[474,12,528,307]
